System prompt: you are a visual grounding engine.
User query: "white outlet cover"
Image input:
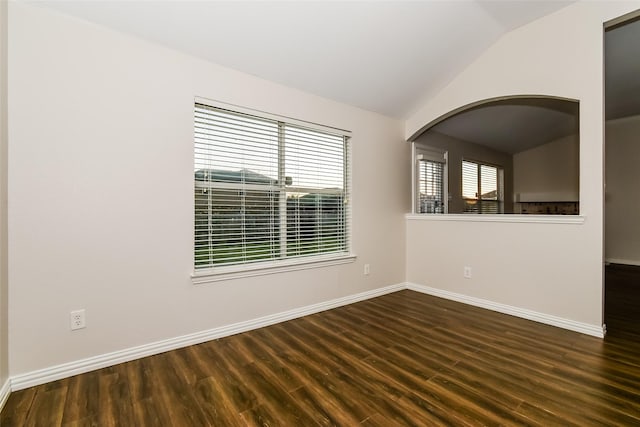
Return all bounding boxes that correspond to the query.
[70,309,86,330]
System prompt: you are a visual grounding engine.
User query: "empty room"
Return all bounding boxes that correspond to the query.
[1,0,639,425]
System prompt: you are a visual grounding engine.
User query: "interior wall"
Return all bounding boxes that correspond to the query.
[513,134,579,201]
[405,1,640,328]
[8,3,410,376]
[0,0,9,395]
[605,114,640,265]
[415,131,513,213]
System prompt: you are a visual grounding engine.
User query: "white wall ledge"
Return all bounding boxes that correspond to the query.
[405,213,585,224]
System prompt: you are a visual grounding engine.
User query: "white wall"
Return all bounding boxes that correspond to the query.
[7,3,409,376]
[406,1,640,329]
[513,134,579,201]
[605,115,640,265]
[0,0,9,397]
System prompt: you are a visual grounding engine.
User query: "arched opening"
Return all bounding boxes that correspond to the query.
[410,96,579,215]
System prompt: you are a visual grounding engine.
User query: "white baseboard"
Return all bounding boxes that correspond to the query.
[406,282,605,338]
[8,280,607,392]
[605,258,640,267]
[10,283,405,391]
[0,378,10,412]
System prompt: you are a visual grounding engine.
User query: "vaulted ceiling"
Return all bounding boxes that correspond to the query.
[30,0,574,119]
[430,98,579,154]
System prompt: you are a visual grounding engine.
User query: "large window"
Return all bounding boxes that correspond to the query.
[194,103,350,270]
[462,160,502,214]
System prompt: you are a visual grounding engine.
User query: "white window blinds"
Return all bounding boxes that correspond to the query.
[418,159,445,214]
[462,160,501,214]
[194,103,349,269]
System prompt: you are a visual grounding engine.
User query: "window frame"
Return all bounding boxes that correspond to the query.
[415,148,448,214]
[193,99,355,283]
[462,159,504,214]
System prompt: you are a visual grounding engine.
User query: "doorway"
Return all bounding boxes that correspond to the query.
[604,12,640,339]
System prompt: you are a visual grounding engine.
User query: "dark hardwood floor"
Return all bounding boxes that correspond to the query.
[605,263,640,341]
[2,287,640,426]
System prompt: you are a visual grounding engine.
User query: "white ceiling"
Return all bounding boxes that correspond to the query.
[29,0,574,119]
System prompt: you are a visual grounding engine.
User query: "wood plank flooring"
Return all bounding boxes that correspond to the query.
[605,263,640,342]
[2,287,640,426]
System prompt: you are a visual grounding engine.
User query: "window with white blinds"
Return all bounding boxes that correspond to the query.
[418,159,445,214]
[462,160,502,214]
[194,103,349,270]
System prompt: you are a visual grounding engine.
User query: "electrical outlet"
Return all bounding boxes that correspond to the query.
[463,266,472,279]
[70,309,86,330]
[364,263,370,275]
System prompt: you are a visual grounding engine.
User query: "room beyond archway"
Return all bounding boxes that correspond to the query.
[410,96,580,215]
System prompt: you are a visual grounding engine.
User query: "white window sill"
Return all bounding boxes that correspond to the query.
[192,253,357,284]
[405,213,585,224]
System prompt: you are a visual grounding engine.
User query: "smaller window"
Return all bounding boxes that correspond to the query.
[462,160,503,214]
[415,150,447,214]
[418,159,445,214]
